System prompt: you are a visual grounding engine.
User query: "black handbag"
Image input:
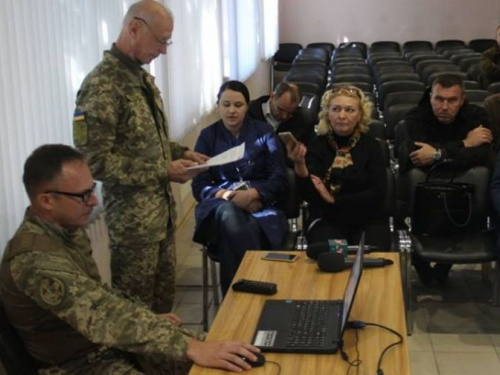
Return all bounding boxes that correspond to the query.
[412,161,474,235]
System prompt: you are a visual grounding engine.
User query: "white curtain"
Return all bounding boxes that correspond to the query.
[259,0,279,59]
[164,0,224,140]
[221,0,278,80]
[0,0,132,253]
[0,0,278,253]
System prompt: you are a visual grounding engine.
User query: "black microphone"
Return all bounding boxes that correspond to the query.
[306,242,378,260]
[317,251,394,273]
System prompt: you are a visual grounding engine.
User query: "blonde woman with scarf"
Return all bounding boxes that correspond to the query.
[288,86,390,251]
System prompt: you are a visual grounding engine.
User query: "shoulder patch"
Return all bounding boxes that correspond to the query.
[73,110,88,146]
[39,276,66,307]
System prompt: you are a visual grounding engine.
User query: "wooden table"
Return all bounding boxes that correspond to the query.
[189,251,410,375]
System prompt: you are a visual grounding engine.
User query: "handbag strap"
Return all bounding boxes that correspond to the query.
[425,159,457,183]
[441,188,473,227]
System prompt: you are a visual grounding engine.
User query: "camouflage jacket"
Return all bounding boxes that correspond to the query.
[74,45,186,245]
[0,210,192,366]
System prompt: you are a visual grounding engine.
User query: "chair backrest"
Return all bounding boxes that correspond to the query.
[393,119,408,159]
[337,41,367,58]
[367,119,386,140]
[328,81,374,93]
[0,300,39,375]
[284,71,327,89]
[487,82,500,94]
[384,103,416,140]
[468,39,497,53]
[282,168,300,220]
[374,139,396,217]
[408,53,444,67]
[374,66,416,83]
[449,52,481,65]
[415,59,456,76]
[464,90,491,104]
[290,81,324,98]
[331,73,374,85]
[332,66,371,76]
[459,57,481,73]
[435,39,467,54]
[442,48,474,59]
[368,54,405,68]
[467,63,482,83]
[402,40,433,56]
[296,47,329,63]
[384,91,423,115]
[424,69,465,86]
[274,43,302,63]
[306,42,335,57]
[331,57,366,66]
[291,60,328,71]
[299,93,320,112]
[369,41,400,53]
[376,72,421,86]
[378,80,425,110]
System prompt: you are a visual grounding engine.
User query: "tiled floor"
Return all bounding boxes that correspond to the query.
[174,209,500,375]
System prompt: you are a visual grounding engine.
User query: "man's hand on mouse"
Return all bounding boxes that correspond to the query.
[187,339,261,372]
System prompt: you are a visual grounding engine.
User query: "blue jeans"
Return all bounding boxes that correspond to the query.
[210,201,269,295]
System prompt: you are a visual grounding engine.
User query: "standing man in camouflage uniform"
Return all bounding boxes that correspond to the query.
[0,144,260,374]
[73,0,208,313]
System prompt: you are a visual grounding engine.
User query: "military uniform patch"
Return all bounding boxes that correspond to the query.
[73,110,88,146]
[39,277,66,307]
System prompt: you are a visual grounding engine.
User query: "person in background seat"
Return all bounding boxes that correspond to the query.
[485,93,500,154]
[248,82,316,150]
[480,24,500,88]
[399,73,493,286]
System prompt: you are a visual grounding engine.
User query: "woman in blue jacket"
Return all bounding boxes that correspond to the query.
[192,81,288,295]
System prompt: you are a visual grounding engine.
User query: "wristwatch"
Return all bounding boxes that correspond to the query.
[433,148,442,161]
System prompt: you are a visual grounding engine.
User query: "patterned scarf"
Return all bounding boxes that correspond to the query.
[323,130,360,195]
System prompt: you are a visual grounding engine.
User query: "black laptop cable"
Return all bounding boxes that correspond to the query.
[340,329,362,375]
[345,320,403,375]
[266,360,282,375]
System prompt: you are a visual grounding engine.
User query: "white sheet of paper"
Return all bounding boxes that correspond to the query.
[187,143,245,170]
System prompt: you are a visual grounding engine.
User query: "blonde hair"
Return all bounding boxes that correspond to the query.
[316,86,373,135]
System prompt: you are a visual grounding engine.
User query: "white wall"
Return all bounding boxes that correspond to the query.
[279,0,500,47]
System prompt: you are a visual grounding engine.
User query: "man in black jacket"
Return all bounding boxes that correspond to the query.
[248,82,315,148]
[399,73,493,286]
[400,74,492,174]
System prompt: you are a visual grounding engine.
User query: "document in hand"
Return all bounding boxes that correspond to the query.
[187,143,245,169]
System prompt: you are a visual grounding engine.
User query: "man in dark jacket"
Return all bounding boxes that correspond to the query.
[399,73,493,286]
[400,74,492,174]
[248,82,316,148]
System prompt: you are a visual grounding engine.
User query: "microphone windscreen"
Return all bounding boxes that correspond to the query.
[306,242,330,260]
[318,252,346,273]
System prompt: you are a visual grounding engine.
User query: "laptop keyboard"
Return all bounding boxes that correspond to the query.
[286,300,336,348]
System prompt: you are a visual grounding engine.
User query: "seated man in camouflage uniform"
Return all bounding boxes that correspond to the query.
[0,144,260,374]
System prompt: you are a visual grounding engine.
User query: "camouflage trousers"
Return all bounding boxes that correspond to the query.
[111,235,176,313]
[38,349,192,375]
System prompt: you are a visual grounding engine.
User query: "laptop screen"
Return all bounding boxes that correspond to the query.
[340,232,365,332]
